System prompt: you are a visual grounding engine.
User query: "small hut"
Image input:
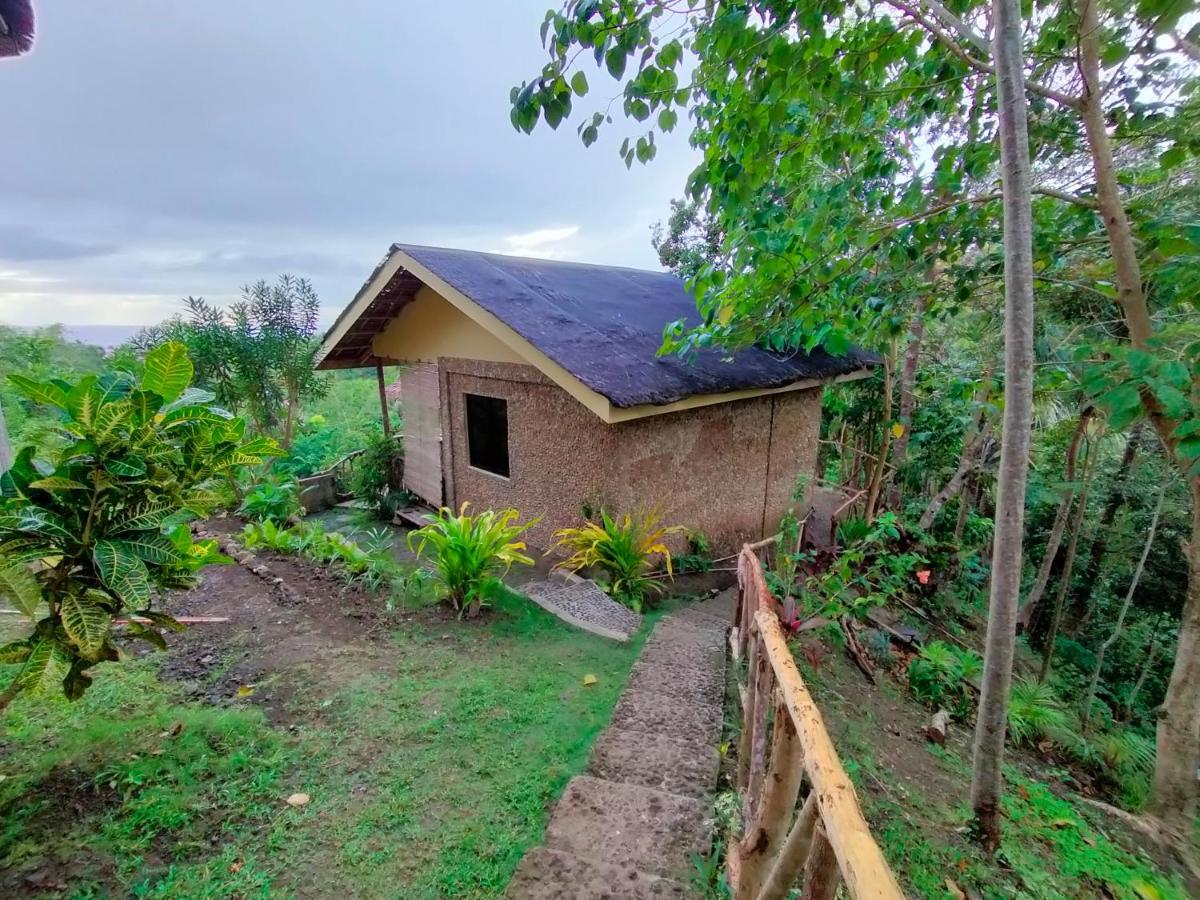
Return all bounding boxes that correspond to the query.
[316,244,874,551]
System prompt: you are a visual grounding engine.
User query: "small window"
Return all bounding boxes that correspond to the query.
[465,393,510,478]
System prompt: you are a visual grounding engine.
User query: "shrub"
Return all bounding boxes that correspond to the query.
[240,520,428,603]
[906,640,982,719]
[238,470,303,524]
[552,508,684,612]
[676,529,713,574]
[1006,678,1071,747]
[0,343,282,707]
[349,432,404,519]
[408,504,536,619]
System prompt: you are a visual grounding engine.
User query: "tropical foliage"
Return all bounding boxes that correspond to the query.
[240,519,430,602]
[513,0,1200,843]
[408,504,537,619]
[0,342,282,708]
[238,470,304,525]
[552,508,683,612]
[131,276,329,448]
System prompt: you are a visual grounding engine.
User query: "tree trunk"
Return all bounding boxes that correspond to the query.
[888,294,929,505]
[1147,479,1200,840]
[1017,408,1092,633]
[1039,438,1097,681]
[971,0,1036,851]
[1077,0,1200,838]
[1082,480,1166,732]
[953,474,973,544]
[919,421,991,531]
[1067,423,1141,634]
[1124,618,1163,723]
[282,385,298,450]
[0,396,12,475]
[864,344,896,519]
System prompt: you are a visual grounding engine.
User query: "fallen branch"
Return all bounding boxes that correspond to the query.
[841,616,876,684]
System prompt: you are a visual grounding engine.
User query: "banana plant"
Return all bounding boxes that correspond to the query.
[0,342,282,709]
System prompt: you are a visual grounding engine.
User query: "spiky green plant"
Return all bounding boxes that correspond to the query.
[408,504,536,618]
[551,507,684,612]
[1007,678,1071,747]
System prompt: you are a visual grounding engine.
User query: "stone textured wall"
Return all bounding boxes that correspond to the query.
[438,358,821,554]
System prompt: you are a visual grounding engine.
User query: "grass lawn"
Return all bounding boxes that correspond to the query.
[1,588,654,898]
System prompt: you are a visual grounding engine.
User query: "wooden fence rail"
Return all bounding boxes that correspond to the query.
[728,544,905,900]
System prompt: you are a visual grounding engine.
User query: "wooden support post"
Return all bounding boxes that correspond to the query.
[754,609,904,899]
[744,639,776,825]
[737,631,760,792]
[757,793,818,900]
[375,363,392,438]
[799,823,840,900]
[737,691,805,899]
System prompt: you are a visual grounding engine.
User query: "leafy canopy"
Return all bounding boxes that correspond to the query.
[0,342,283,706]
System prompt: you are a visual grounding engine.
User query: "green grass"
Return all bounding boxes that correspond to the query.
[1,588,651,898]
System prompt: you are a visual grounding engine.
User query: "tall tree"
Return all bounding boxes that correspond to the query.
[968,0,1036,848]
[514,0,1200,842]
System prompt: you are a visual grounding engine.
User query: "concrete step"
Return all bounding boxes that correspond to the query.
[625,656,724,707]
[667,603,730,631]
[542,776,709,880]
[610,687,723,747]
[588,727,721,799]
[638,638,720,681]
[506,847,689,899]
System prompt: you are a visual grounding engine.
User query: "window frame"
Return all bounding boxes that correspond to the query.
[463,392,511,480]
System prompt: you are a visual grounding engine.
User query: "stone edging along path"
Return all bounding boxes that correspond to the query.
[507,589,735,899]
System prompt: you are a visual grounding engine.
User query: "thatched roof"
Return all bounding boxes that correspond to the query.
[0,1,35,58]
[319,243,876,409]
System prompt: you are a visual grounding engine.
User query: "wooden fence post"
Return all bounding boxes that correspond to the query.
[757,792,818,900]
[737,626,760,792]
[737,691,805,899]
[799,822,840,900]
[744,636,775,825]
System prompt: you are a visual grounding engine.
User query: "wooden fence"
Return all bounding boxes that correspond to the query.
[728,543,904,900]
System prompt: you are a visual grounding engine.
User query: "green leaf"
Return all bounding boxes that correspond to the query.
[161,405,234,428]
[15,639,72,695]
[570,70,588,96]
[658,108,678,131]
[161,387,216,412]
[136,610,186,633]
[7,374,69,409]
[93,539,151,606]
[605,46,627,79]
[0,639,31,664]
[237,436,285,458]
[122,533,184,565]
[0,560,43,619]
[0,508,74,544]
[27,476,88,492]
[124,621,167,651]
[111,504,175,534]
[60,592,112,659]
[107,457,148,478]
[142,341,194,403]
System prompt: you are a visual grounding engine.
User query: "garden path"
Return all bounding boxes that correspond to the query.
[506,588,735,899]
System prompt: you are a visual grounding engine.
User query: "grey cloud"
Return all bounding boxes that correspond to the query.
[0,1,697,327]
[0,225,117,261]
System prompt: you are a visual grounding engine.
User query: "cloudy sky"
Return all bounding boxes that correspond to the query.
[0,1,697,331]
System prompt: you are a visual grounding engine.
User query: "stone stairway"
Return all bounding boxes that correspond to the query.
[508,589,735,899]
